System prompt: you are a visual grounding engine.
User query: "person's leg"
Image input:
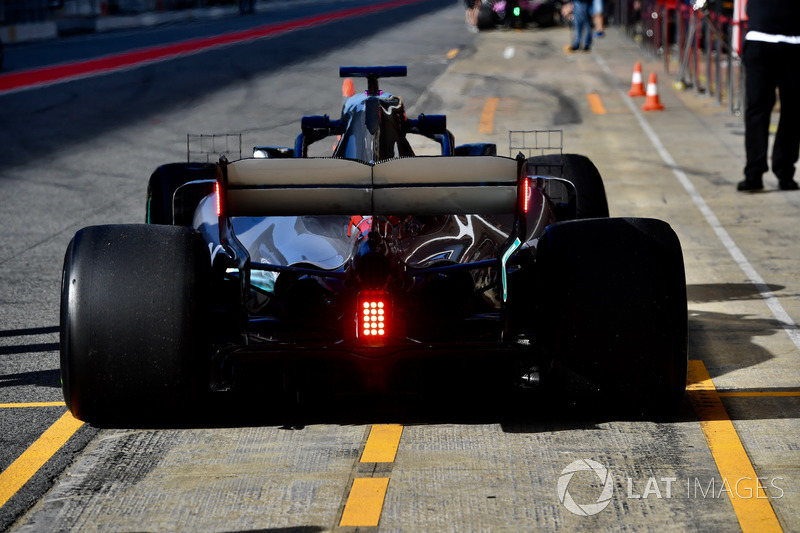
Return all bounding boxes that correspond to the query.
[741,41,777,189]
[571,2,584,50]
[592,0,604,36]
[572,1,590,50]
[583,11,593,49]
[465,0,479,28]
[772,43,800,188]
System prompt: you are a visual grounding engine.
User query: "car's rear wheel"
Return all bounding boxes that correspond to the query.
[476,4,497,29]
[532,2,559,27]
[537,217,687,415]
[60,224,210,423]
[527,153,609,219]
[146,162,217,225]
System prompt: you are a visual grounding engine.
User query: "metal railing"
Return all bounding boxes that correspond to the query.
[615,0,744,115]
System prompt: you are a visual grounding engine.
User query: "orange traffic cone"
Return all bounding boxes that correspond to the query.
[641,72,665,111]
[628,62,646,97]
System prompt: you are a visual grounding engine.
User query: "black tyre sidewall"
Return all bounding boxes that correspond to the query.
[60,224,210,423]
[59,237,76,414]
[533,3,557,27]
[476,4,497,29]
[538,217,688,413]
[528,153,610,219]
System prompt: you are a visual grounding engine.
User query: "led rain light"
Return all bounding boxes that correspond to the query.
[358,291,389,339]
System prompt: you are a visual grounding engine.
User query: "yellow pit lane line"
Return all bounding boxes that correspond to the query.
[0,402,66,408]
[687,360,783,532]
[338,424,403,527]
[361,424,403,463]
[340,477,391,527]
[479,97,499,134]
[0,410,83,509]
[586,93,607,114]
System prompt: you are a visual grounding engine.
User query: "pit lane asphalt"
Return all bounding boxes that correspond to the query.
[2,1,800,531]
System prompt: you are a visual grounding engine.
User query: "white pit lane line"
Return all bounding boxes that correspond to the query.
[595,54,800,352]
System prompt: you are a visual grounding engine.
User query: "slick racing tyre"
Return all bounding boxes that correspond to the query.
[527,153,609,219]
[146,162,217,225]
[476,4,497,29]
[537,217,688,415]
[532,2,559,27]
[60,224,210,423]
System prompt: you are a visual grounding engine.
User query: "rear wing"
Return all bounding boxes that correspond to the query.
[214,155,534,310]
[220,156,520,217]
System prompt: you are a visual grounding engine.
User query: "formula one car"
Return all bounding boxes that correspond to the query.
[473,0,562,30]
[60,66,687,423]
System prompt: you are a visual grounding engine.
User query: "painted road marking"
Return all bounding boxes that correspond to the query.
[339,477,391,527]
[339,424,403,526]
[0,410,83,509]
[587,93,607,114]
[479,97,500,134]
[0,0,428,96]
[0,402,66,408]
[361,424,403,463]
[687,361,783,533]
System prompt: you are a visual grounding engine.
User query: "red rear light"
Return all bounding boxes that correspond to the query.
[215,181,222,218]
[522,177,532,213]
[357,290,390,342]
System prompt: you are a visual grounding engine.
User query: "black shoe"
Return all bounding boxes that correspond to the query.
[779,180,799,190]
[737,179,763,192]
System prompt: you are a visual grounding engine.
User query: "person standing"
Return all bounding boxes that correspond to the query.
[737,0,800,192]
[563,0,593,51]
